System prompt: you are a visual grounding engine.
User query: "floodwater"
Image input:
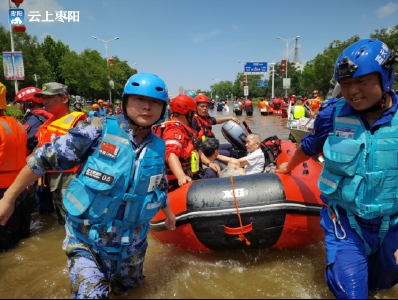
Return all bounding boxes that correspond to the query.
[1,108,398,299]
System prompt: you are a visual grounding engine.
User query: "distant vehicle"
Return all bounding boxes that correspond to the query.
[11,17,23,25]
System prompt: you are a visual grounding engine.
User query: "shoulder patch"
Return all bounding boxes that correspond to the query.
[91,117,106,129]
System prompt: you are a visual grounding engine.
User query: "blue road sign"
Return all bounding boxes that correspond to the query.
[257,81,268,87]
[245,62,267,74]
[9,9,24,25]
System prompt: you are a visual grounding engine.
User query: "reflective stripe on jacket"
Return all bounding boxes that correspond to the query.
[37,112,87,173]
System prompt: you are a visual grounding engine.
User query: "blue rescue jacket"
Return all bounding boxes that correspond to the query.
[63,116,167,266]
[319,99,398,254]
[88,111,99,118]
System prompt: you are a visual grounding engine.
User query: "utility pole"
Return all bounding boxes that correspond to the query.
[34,74,40,87]
[270,62,276,99]
[8,0,19,94]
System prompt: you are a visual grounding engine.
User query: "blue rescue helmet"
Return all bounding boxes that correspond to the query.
[335,39,397,92]
[188,92,195,98]
[122,73,169,133]
[122,73,168,102]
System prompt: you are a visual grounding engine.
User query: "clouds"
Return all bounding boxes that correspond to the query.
[191,24,239,43]
[376,2,398,18]
[192,30,222,43]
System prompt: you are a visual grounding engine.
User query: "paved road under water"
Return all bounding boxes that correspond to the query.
[1,108,398,299]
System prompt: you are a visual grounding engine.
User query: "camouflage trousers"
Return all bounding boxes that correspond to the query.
[52,188,67,225]
[65,236,147,299]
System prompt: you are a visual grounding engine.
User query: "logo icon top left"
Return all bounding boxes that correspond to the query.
[9,9,24,25]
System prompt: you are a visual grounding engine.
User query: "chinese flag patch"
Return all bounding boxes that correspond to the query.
[174,133,182,140]
[99,142,120,159]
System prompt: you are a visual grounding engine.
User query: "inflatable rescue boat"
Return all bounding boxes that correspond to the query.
[150,121,324,252]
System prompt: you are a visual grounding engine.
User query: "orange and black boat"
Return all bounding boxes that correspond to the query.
[150,121,324,252]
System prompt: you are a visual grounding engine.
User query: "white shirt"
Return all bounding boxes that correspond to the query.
[244,148,265,175]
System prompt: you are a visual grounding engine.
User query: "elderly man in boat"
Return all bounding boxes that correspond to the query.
[217,133,265,177]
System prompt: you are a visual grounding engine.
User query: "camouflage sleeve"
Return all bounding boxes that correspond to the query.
[28,118,104,175]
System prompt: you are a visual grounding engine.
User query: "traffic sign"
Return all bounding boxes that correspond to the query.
[257,81,268,87]
[244,62,267,75]
[244,86,249,96]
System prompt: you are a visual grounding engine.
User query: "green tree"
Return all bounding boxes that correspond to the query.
[41,35,70,83]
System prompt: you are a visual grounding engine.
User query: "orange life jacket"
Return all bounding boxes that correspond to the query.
[310,97,322,110]
[37,112,87,173]
[194,115,215,141]
[259,101,266,109]
[0,117,27,189]
[153,119,201,191]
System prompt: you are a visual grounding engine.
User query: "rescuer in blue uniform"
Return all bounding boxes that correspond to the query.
[0,73,176,299]
[276,39,398,299]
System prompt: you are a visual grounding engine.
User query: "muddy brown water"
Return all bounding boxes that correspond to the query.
[1,109,397,299]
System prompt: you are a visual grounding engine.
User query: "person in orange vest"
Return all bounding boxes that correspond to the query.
[0,82,30,251]
[34,82,86,225]
[309,90,323,113]
[258,99,266,110]
[192,94,239,157]
[272,97,283,110]
[15,87,54,215]
[154,95,220,192]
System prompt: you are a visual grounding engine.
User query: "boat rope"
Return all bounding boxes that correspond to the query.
[230,175,251,246]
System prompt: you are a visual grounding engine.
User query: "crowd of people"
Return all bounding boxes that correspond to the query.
[0,38,397,299]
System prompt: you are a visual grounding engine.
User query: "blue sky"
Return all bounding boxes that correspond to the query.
[1,0,398,97]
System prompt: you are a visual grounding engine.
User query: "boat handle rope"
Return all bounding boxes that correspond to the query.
[227,175,251,246]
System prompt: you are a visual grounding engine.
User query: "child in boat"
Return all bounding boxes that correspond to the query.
[201,138,221,179]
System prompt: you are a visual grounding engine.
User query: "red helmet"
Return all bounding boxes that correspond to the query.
[194,95,210,104]
[103,102,110,106]
[15,87,43,103]
[292,95,296,98]
[170,95,197,115]
[313,90,319,94]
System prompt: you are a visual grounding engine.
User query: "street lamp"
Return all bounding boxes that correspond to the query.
[276,36,300,97]
[269,62,276,99]
[130,63,138,73]
[92,36,120,104]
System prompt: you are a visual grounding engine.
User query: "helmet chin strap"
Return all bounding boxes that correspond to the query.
[362,92,389,114]
[123,103,167,137]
